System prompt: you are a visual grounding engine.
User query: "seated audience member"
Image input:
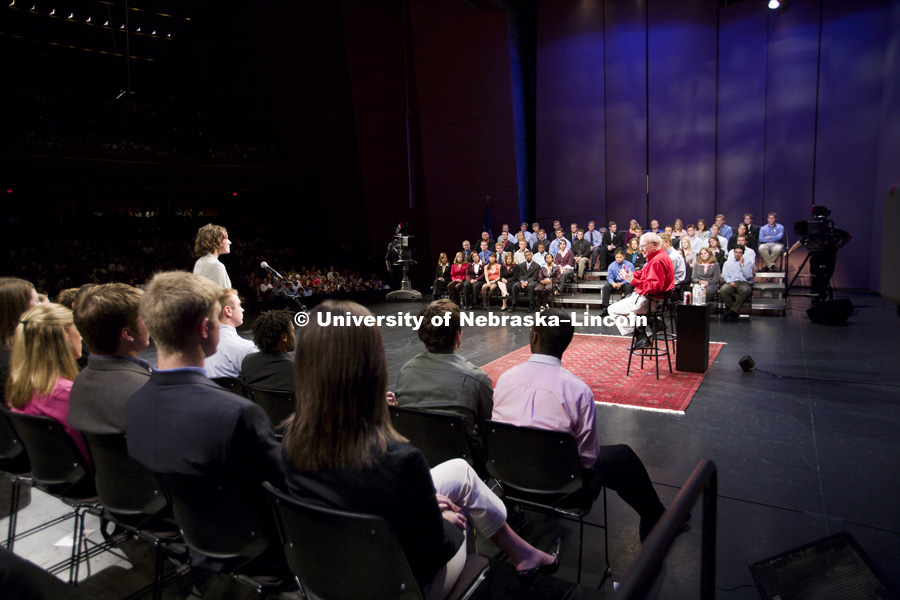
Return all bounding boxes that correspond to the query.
[554,240,576,288]
[534,253,561,310]
[498,254,516,311]
[396,300,494,457]
[684,224,703,254]
[572,229,592,280]
[532,243,548,267]
[706,235,727,267]
[204,288,258,379]
[494,242,508,265]
[742,213,759,238]
[714,214,733,240]
[626,236,646,270]
[513,240,530,264]
[0,278,40,389]
[531,229,551,254]
[727,234,757,265]
[604,233,674,349]
[68,284,151,435]
[192,223,232,288]
[510,250,540,310]
[498,231,516,253]
[460,240,473,263]
[283,301,559,595]
[521,222,535,247]
[240,309,296,393]
[679,237,697,270]
[447,252,468,306]
[127,272,285,565]
[462,253,486,310]
[720,246,754,322]
[624,220,642,246]
[477,241,491,265]
[479,231,494,250]
[704,224,728,250]
[648,220,663,234]
[548,228,567,257]
[481,253,502,309]
[492,309,677,542]
[671,219,685,244]
[6,303,89,463]
[564,222,578,246]
[529,222,541,246]
[757,212,785,272]
[695,219,709,240]
[728,223,758,253]
[600,221,624,267]
[692,248,722,299]
[56,287,79,309]
[661,234,687,295]
[433,252,451,299]
[585,221,603,268]
[601,250,634,310]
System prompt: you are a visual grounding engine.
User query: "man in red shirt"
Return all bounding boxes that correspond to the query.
[603,233,674,349]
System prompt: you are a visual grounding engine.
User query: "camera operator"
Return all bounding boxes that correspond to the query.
[789,207,851,304]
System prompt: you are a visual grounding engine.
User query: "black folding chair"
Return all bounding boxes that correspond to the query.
[482,420,610,586]
[5,410,99,584]
[157,472,284,595]
[83,433,188,600]
[0,407,31,551]
[388,405,485,478]
[246,386,294,430]
[263,481,488,600]
[211,377,251,399]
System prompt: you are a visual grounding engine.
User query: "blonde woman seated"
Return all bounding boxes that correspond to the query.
[281,301,559,598]
[679,236,697,269]
[6,303,89,464]
[692,248,722,298]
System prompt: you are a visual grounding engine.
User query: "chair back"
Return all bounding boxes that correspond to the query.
[247,387,294,427]
[482,420,585,499]
[158,472,269,561]
[5,409,89,490]
[0,408,29,472]
[389,406,476,470]
[82,432,168,520]
[263,482,422,600]
[211,377,250,398]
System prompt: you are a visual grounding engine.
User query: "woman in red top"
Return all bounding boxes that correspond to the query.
[481,253,502,309]
[6,303,89,464]
[447,252,468,306]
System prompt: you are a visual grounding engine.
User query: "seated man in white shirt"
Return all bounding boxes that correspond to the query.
[204,288,258,379]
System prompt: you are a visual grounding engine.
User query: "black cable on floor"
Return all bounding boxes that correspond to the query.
[754,368,900,389]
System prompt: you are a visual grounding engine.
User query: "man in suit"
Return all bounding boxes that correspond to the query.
[743,213,760,238]
[510,250,541,310]
[69,283,150,435]
[531,229,551,254]
[240,309,295,393]
[127,272,285,567]
[599,221,625,267]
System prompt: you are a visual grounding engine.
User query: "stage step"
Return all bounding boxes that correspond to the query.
[555,293,606,305]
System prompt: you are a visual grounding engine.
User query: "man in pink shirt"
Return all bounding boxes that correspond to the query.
[492,308,673,541]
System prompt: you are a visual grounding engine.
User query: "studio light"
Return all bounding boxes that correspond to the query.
[768,0,780,8]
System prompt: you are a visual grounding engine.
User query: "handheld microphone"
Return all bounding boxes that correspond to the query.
[260,261,286,281]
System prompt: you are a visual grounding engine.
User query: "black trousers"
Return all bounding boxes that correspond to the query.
[587,444,665,527]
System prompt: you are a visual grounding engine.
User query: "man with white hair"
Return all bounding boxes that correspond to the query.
[603,233,674,349]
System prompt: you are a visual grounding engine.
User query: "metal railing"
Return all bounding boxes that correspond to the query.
[615,459,718,600]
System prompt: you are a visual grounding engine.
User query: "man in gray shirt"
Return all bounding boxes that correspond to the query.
[395,299,493,458]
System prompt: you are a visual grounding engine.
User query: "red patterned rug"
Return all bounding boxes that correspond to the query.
[481,334,724,413]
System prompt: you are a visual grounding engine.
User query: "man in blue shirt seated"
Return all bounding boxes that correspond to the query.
[721,245,755,322]
[758,212,786,272]
[600,250,634,311]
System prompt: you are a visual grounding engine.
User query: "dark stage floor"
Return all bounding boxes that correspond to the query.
[7,291,897,599]
[370,291,900,598]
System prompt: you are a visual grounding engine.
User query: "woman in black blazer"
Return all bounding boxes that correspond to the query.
[432,253,451,299]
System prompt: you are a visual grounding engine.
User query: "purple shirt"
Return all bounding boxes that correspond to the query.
[492,354,599,468]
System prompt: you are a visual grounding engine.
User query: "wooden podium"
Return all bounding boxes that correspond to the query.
[676,303,711,373]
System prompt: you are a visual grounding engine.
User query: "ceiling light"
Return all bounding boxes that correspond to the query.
[768,0,780,8]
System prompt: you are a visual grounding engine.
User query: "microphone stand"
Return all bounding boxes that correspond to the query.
[262,263,307,312]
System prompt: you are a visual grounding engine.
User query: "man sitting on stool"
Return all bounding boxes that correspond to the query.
[602,233,674,350]
[721,245,754,322]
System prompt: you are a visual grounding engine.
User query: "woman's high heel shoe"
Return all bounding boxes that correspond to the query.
[517,538,561,586]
